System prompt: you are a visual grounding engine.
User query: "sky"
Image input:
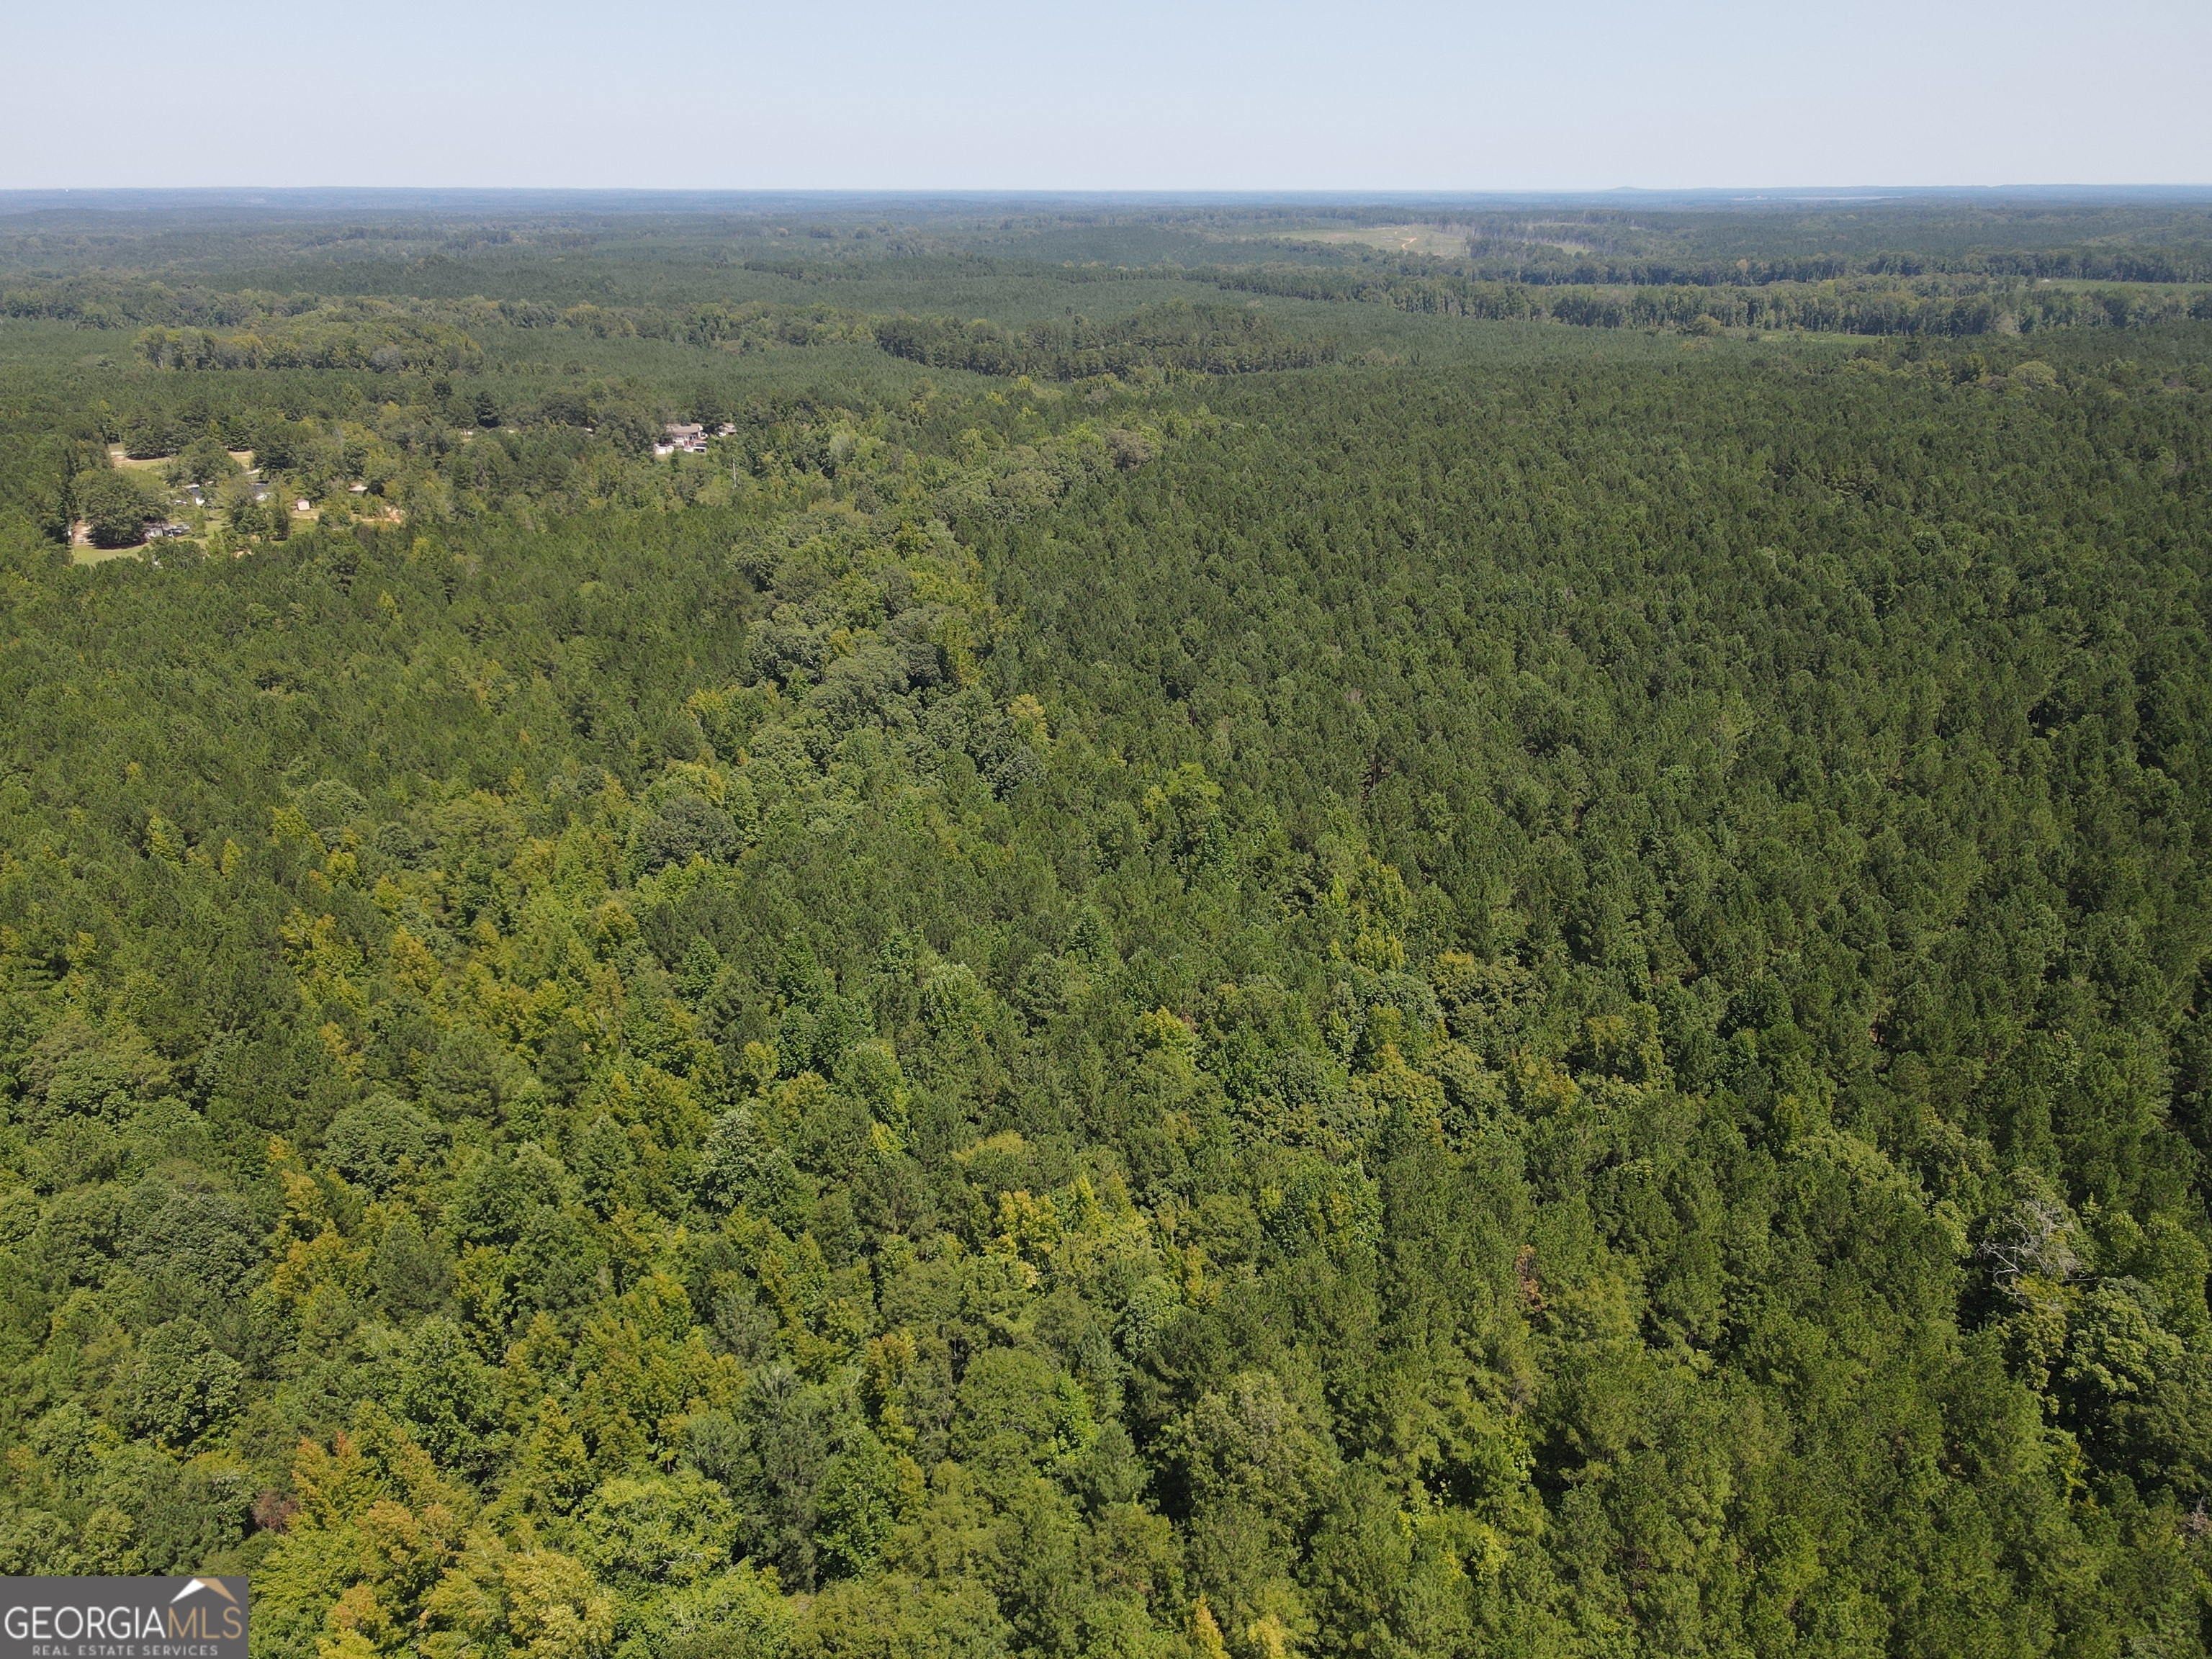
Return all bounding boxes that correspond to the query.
[3,0,2207,192]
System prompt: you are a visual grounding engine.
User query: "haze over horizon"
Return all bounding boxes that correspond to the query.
[6,186,2212,207]
[4,0,2206,194]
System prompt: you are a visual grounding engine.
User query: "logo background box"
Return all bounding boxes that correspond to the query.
[0,1577,248,1659]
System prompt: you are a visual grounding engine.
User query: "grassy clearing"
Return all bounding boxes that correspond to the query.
[1283,222,1476,258]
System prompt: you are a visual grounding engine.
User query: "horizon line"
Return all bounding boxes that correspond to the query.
[4,183,2211,205]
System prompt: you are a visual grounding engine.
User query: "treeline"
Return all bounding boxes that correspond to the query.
[5,279,871,361]
[873,300,1337,380]
[40,263,2212,383]
[1457,239,2212,287]
[1433,201,2212,285]
[135,312,485,375]
[18,270,1343,383]
[0,276,328,331]
[1203,263,2212,336]
[129,302,865,372]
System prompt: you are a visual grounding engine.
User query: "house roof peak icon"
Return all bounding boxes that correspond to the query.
[170,1579,239,1606]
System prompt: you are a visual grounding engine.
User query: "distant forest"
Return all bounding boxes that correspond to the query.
[1,192,2210,1659]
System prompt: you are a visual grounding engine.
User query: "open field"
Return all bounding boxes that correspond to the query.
[1280,222,1477,257]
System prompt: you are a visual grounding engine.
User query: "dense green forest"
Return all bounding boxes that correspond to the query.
[2,192,2211,1659]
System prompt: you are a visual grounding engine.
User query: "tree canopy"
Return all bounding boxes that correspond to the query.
[1,192,2211,1659]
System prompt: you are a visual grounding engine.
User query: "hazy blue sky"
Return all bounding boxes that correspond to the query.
[5,0,2206,191]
